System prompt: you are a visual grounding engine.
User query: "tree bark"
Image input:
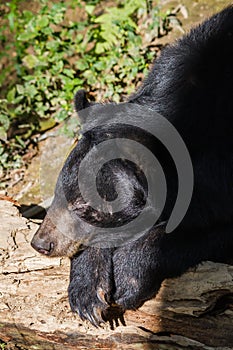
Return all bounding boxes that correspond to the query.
[0,199,233,350]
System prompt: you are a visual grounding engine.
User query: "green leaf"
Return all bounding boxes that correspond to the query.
[23,54,39,69]
[63,68,75,78]
[55,109,68,122]
[15,135,26,148]
[93,61,107,71]
[0,127,7,141]
[46,40,60,51]
[14,95,24,104]
[53,13,65,24]
[52,60,64,73]
[85,5,95,16]
[0,114,10,130]
[95,42,105,54]
[8,12,15,32]
[16,84,25,95]
[23,75,35,81]
[76,59,89,71]
[36,15,49,29]
[7,88,16,103]
[14,105,23,114]
[17,31,37,41]
[39,118,56,131]
[24,84,37,98]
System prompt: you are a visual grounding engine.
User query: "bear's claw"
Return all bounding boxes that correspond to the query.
[68,247,114,327]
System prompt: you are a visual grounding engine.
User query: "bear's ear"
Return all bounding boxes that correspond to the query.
[74,89,93,112]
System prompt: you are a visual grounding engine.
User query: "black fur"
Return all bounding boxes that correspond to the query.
[69,7,233,325]
[68,247,114,326]
[31,7,233,326]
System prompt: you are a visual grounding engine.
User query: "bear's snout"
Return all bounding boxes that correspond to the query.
[31,235,54,256]
[30,209,84,257]
[30,214,58,256]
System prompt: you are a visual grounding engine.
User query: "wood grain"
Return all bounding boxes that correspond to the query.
[0,200,232,349]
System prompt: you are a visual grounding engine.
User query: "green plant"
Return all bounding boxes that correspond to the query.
[0,341,6,350]
[0,0,174,173]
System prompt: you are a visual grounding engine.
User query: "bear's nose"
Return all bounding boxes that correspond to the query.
[31,237,54,256]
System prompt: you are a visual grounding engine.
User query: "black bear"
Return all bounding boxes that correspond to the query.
[31,7,233,327]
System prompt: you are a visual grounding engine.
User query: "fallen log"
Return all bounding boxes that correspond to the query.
[0,199,233,350]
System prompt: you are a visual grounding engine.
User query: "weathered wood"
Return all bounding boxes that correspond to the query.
[0,199,233,350]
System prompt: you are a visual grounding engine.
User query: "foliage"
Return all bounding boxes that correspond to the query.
[0,0,173,172]
[0,342,6,350]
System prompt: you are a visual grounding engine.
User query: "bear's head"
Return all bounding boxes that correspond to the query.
[31,90,161,257]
